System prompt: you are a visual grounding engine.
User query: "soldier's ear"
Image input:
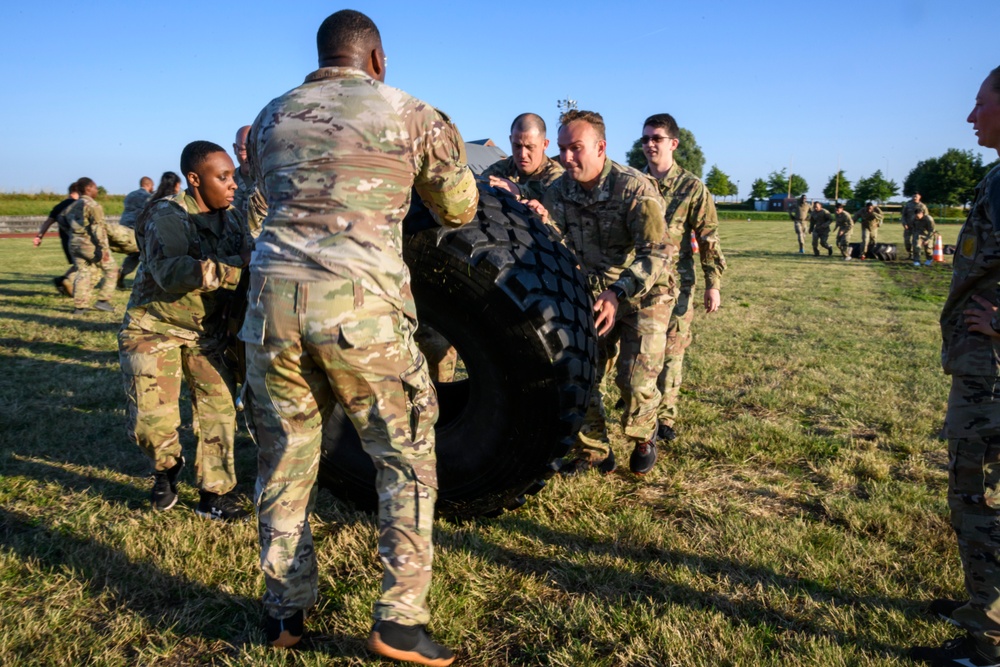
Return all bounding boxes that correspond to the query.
[186,171,200,188]
[597,139,607,157]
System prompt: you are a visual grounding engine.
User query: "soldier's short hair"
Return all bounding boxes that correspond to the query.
[68,182,79,195]
[834,202,844,209]
[643,113,679,139]
[511,113,546,136]
[559,110,605,141]
[76,177,95,193]
[864,201,873,208]
[317,9,381,59]
[180,141,227,177]
[140,176,153,188]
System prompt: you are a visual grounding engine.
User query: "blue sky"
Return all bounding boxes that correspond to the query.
[2,0,997,199]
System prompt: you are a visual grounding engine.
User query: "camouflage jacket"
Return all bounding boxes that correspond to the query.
[808,208,833,233]
[542,158,675,304]
[481,155,564,201]
[941,165,1000,375]
[915,213,936,235]
[62,195,110,253]
[856,206,884,228]
[647,161,725,292]
[789,200,810,223]
[834,211,854,231]
[233,166,266,240]
[119,188,151,229]
[247,66,478,319]
[901,199,929,225]
[123,192,247,340]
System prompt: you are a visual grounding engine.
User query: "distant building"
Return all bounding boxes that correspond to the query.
[767,194,792,212]
[465,139,506,175]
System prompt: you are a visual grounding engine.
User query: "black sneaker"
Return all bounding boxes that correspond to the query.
[94,301,115,312]
[73,308,89,315]
[367,620,455,667]
[629,439,657,475]
[614,397,625,410]
[657,421,677,442]
[265,609,303,648]
[53,276,68,295]
[559,457,592,477]
[196,491,250,522]
[597,449,617,475]
[151,456,185,511]
[827,246,833,256]
[928,598,965,627]
[910,634,1000,666]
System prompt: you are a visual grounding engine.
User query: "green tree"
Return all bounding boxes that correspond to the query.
[625,126,706,178]
[903,149,989,206]
[96,185,108,198]
[789,174,809,197]
[750,178,769,200]
[854,170,898,204]
[704,165,735,198]
[726,179,740,199]
[822,171,853,201]
[767,169,808,196]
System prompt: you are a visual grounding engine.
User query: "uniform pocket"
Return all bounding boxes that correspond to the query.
[339,314,397,348]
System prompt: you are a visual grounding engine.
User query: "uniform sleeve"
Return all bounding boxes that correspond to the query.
[540,183,567,237]
[412,108,479,228]
[480,159,507,180]
[612,180,672,299]
[690,181,726,291]
[90,203,111,255]
[143,205,241,294]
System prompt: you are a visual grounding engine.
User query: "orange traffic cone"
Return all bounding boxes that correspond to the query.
[932,233,944,263]
[690,231,700,254]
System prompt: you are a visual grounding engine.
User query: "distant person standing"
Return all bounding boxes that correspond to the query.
[64,177,117,313]
[911,209,936,266]
[909,64,1000,667]
[788,194,810,253]
[34,182,80,295]
[808,201,834,256]
[855,202,883,259]
[232,125,267,239]
[119,177,153,229]
[901,192,929,260]
[482,113,564,201]
[833,202,854,260]
[110,176,152,288]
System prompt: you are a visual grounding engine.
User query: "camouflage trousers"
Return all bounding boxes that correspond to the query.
[242,274,438,625]
[901,222,913,253]
[794,221,807,251]
[911,225,934,262]
[118,325,238,493]
[413,323,457,383]
[811,229,832,254]
[859,224,879,257]
[657,289,694,427]
[946,374,1000,649]
[836,228,853,258]
[69,236,118,309]
[576,302,670,459]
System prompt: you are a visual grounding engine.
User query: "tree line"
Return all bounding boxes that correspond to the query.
[625,128,998,206]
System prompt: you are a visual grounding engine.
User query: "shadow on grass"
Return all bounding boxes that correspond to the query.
[0,308,121,331]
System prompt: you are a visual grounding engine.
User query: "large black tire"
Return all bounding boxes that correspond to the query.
[317,184,598,520]
[849,242,897,260]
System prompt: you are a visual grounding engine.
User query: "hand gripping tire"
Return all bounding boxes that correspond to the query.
[317,184,598,520]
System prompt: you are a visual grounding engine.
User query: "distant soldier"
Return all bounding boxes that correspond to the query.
[808,201,834,256]
[833,202,854,260]
[109,176,151,289]
[855,202,883,259]
[788,194,810,253]
[638,113,725,445]
[482,112,564,201]
[243,10,477,664]
[900,192,929,259]
[118,141,250,523]
[34,182,80,295]
[912,208,936,266]
[232,125,267,239]
[63,177,118,314]
[534,109,677,476]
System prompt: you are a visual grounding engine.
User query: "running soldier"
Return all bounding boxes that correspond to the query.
[242,10,477,665]
[34,182,80,295]
[808,201,834,256]
[855,202,883,259]
[789,194,810,253]
[834,202,854,260]
[63,177,118,313]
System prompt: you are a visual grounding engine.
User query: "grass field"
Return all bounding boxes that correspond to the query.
[0,194,125,217]
[0,220,967,666]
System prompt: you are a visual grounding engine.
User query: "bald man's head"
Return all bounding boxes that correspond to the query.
[316,10,385,81]
[140,176,153,192]
[511,113,547,136]
[509,113,550,177]
[234,125,251,167]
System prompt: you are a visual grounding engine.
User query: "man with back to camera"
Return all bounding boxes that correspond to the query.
[242,9,477,665]
[482,112,564,201]
[531,109,678,476]
[638,113,725,445]
[34,182,80,295]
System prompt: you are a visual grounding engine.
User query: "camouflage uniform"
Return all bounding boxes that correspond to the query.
[413,325,458,383]
[901,198,930,257]
[788,197,810,252]
[834,210,854,258]
[242,65,478,625]
[119,188,151,229]
[106,216,141,284]
[481,155,564,202]
[939,164,1000,653]
[233,167,267,240]
[64,195,118,309]
[913,213,937,262]
[856,205,883,258]
[648,162,725,430]
[542,158,676,460]
[118,192,247,493]
[808,206,834,255]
